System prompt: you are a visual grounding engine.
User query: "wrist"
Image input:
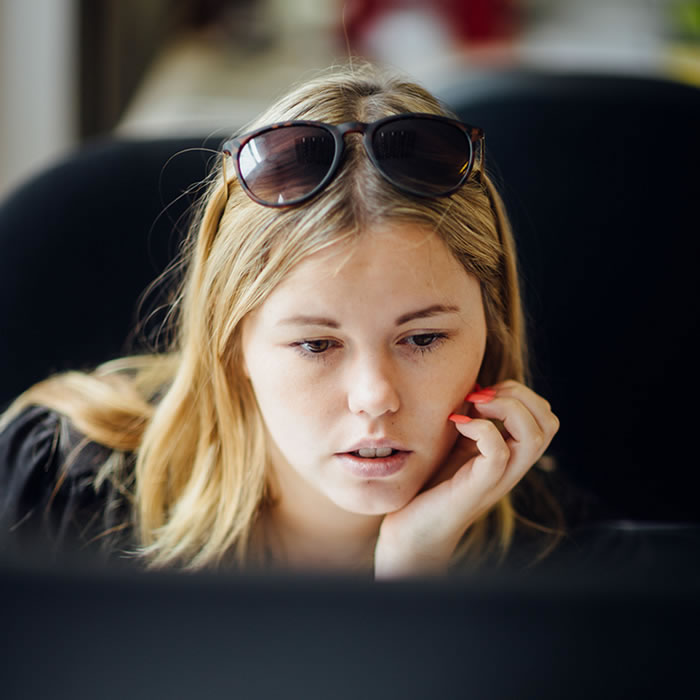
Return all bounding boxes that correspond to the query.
[374,530,456,579]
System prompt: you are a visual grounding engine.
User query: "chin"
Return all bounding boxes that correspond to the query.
[330,482,417,516]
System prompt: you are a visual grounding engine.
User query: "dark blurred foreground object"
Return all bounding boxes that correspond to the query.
[438,71,700,524]
[0,136,220,410]
[1,545,699,700]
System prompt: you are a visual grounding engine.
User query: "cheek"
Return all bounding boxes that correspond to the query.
[412,342,483,412]
[247,354,338,440]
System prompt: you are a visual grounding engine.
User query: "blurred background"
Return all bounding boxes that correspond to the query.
[1,0,699,199]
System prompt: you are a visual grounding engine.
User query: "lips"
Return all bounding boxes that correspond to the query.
[335,438,412,478]
[340,437,409,454]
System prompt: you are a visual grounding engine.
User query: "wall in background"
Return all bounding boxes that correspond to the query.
[0,0,78,198]
[0,0,187,199]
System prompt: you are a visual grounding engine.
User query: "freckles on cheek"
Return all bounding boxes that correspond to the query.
[414,377,468,420]
[252,355,327,417]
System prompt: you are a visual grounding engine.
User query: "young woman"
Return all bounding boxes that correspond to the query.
[0,62,564,577]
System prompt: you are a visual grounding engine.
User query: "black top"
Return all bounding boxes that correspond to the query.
[0,405,604,570]
[0,406,134,561]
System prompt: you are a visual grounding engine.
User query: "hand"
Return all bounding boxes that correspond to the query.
[374,380,559,578]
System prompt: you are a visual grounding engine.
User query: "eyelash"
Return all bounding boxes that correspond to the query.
[291,333,450,360]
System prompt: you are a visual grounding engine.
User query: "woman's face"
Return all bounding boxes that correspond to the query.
[241,222,487,517]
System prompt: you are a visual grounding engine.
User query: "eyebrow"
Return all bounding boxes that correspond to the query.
[278,304,461,329]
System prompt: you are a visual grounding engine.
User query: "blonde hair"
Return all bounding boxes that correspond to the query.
[1,62,563,569]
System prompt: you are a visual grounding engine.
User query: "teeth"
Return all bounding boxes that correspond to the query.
[357,447,394,458]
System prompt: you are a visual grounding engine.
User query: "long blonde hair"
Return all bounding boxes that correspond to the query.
[1,62,563,569]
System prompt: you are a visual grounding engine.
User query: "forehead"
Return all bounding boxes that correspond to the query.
[257,222,480,318]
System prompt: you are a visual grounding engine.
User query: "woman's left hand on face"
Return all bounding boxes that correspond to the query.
[373,380,560,578]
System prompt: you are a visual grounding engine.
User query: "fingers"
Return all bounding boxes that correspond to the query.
[448,417,510,495]
[467,381,559,459]
[449,380,560,494]
[488,380,559,440]
[468,380,559,443]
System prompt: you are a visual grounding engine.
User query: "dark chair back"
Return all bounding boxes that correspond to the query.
[439,71,700,521]
[0,136,219,409]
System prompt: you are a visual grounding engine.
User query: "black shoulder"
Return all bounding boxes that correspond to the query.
[0,406,63,522]
[0,406,133,558]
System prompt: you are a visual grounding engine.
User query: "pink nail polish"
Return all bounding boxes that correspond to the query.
[448,414,472,424]
[465,391,496,403]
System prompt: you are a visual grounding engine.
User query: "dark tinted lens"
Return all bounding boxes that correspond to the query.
[371,118,472,195]
[238,125,336,205]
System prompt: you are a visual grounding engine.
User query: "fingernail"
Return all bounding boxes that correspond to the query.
[465,391,496,403]
[448,414,473,424]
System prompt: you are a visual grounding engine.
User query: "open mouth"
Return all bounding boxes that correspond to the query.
[349,448,401,459]
[335,449,411,477]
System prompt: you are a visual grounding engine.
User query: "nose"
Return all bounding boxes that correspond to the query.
[346,351,401,418]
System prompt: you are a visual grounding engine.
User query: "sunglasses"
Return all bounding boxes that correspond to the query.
[222,113,485,207]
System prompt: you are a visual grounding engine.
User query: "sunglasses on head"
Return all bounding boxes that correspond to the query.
[222,113,485,207]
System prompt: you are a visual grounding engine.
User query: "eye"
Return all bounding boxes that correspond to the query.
[293,339,337,356]
[401,332,448,354]
[409,333,439,347]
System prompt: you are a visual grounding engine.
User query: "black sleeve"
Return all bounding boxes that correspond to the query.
[0,406,62,540]
[0,406,133,560]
